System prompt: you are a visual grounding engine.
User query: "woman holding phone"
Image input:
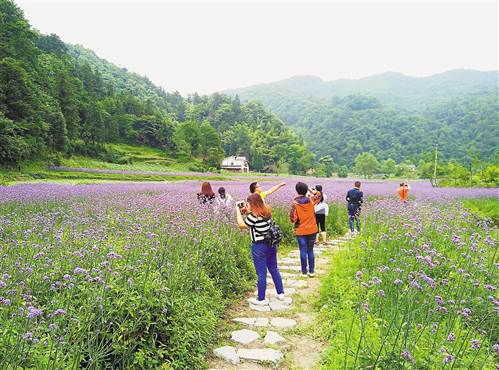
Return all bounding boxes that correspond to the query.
[235,193,285,305]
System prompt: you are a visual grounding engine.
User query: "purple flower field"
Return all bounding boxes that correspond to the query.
[1,178,497,204]
[0,178,497,368]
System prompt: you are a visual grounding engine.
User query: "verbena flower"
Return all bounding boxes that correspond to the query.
[401,349,415,364]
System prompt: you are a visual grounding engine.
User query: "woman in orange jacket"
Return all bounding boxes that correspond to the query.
[289,182,322,277]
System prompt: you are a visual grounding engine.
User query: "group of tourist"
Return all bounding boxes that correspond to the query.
[197,179,411,305]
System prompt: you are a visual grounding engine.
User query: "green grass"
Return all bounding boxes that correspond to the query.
[463,197,499,225]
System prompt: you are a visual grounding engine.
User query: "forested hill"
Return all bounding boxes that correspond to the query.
[0,0,313,173]
[223,72,499,166]
[224,70,498,108]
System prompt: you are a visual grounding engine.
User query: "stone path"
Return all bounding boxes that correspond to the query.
[208,235,351,369]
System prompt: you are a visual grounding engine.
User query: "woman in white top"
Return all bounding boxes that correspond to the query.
[313,185,329,245]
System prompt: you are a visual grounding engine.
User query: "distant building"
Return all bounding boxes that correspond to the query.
[221,156,249,173]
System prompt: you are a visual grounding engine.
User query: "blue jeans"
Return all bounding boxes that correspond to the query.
[296,234,316,274]
[348,204,361,232]
[252,241,284,301]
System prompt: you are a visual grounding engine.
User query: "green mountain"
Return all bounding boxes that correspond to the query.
[223,71,499,165]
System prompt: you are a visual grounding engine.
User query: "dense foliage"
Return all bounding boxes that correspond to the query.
[318,198,498,368]
[0,0,312,173]
[225,74,499,175]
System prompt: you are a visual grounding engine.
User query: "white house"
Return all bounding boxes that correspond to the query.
[221,156,249,173]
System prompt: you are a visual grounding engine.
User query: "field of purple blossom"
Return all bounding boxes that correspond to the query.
[318,197,498,369]
[0,179,497,368]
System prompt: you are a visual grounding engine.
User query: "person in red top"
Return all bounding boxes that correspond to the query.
[289,182,322,277]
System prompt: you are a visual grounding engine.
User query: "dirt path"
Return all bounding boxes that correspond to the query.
[207,235,349,369]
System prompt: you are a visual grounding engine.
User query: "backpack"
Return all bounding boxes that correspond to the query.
[262,219,283,246]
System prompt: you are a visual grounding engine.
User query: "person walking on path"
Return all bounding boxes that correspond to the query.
[397,181,411,203]
[314,184,329,245]
[346,181,363,234]
[235,193,285,305]
[290,182,322,277]
[197,182,216,204]
[249,181,287,202]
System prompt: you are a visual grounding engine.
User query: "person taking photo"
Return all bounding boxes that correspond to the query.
[290,182,322,277]
[235,193,285,305]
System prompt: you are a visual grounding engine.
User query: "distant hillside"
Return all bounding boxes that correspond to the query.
[225,70,498,108]
[223,71,499,165]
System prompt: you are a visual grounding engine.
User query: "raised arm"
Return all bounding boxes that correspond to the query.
[235,206,248,230]
[308,188,322,205]
[265,182,287,196]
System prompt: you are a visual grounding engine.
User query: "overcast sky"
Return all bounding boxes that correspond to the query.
[16,0,498,95]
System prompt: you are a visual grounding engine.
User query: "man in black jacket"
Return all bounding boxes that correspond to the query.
[346,181,363,234]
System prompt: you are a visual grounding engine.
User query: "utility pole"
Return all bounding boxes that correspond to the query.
[432,144,438,187]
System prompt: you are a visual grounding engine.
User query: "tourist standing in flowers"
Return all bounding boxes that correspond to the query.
[346,181,363,234]
[290,182,322,277]
[216,186,233,205]
[314,185,329,245]
[235,193,285,305]
[397,181,411,203]
[249,181,287,202]
[197,182,215,204]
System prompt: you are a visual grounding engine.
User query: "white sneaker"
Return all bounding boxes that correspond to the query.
[276,293,286,301]
[249,297,269,306]
[308,272,316,278]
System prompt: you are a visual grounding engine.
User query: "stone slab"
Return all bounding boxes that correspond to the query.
[232,317,256,326]
[264,331,286,345]
[269,296,292,306]
[255,288,297,297]
[279,265,302,271]
[270,317,297,329]
[231,329,260,345]
[249,302,271,312]
[237,348,283,364]
[213,346,240,365]
[254,317,269,327]
[269,300,289,311]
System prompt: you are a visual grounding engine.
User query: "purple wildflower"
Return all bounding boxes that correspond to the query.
[401,349,415,364]
[22,332,34,341]
[53,309,66,316]
[447,332,455,342]
[394,279,403,286]
[73,267,88,275]
[462,308,472,318]
[27,306,43,319]
[107,251,122,259]
[443,353,454,365]
[435,296,445,306]
[378,290,385,297]
[471,339,480,349]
